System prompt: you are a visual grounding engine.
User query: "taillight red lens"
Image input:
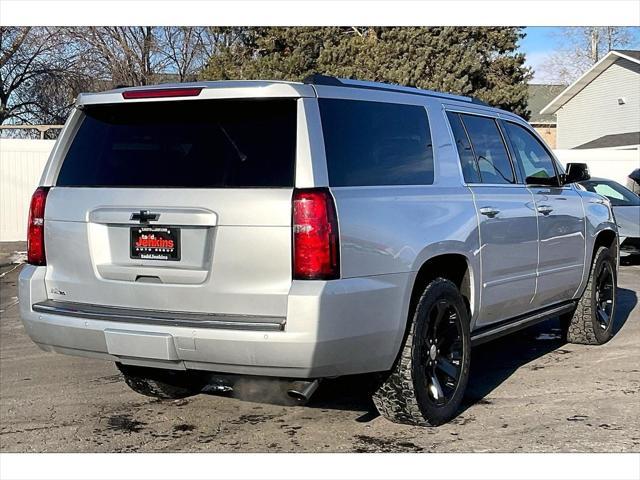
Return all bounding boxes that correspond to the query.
[27,187,49,266]
[122,88,202,99]
[292,188,340,280]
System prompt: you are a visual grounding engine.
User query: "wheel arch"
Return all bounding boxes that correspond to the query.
[592,228,618,263]
[408,253,475,322]
[574,227,619,300]
[387,252,476,371]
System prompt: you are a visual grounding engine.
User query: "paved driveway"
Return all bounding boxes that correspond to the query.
[1,243,638,452]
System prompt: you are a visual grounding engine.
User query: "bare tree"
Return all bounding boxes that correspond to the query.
[0,27,79,124]
[158,27,209,82]
[69,27,170,86]
[537,27,637,84]
[1,26,259,125]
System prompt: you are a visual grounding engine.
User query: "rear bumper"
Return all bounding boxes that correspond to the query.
[19,265,410,378]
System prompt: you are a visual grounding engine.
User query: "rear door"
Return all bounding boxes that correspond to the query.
[447,112,538,326]
[500,120,586,308]
[43,97,298,319]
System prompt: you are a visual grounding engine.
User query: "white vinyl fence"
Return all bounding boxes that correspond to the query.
[0,139,638,242]
[554,149,640,186]
[0,139,55,241]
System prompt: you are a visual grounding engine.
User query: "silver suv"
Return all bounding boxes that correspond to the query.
[19,76,619,426]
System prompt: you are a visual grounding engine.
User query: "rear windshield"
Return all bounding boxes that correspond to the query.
[56,99,297,188]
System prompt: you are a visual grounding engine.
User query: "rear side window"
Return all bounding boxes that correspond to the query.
[459,114,515,184]
[447,112,481,183]
[56,99,297,188]
[319,99,434,187]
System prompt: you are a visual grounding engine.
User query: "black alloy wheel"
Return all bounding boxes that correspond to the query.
[372,277,471,426]
[565,246,616,345]
[422,299,464,406]
[594,260,615,331]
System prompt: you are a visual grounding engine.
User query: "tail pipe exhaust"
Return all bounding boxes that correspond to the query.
[287,379,321,403]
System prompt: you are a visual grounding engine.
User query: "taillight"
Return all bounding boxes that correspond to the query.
[292,188,340,280]
[27,187,49,266]
[122,87,202,99]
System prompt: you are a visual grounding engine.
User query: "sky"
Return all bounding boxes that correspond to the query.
[520,27,640,83]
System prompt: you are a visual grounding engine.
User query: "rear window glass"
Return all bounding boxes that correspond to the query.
[459,114,515,185]
[318,99,434,187]
[56,99,297,188]
[447,112,481,183]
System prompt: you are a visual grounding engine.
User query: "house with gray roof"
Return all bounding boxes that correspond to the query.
[541,50,640,150]
[527,83,566,148]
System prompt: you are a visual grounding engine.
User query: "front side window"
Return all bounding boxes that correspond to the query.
[459,114,515,184]
[319,99,434,187]
[503,121,557,182]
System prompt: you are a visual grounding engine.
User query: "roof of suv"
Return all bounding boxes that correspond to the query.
[76,75,517,119]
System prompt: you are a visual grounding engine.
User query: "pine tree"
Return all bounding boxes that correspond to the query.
[200,27,532,118]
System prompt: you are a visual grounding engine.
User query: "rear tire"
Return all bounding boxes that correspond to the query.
[116,363,208,399]
[372,278,471,426]
[564,246,616,345]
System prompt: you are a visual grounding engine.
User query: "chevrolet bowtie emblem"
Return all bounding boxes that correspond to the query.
[130,210,160,223]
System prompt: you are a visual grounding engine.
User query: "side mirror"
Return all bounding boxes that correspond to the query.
[525,176,560,186]
[564,163,590,184]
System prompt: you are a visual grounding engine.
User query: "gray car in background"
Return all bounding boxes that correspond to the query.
[18,76,619,426]
[579,178,640,257]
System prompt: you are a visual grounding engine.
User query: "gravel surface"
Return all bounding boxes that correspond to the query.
[1,243,638,452]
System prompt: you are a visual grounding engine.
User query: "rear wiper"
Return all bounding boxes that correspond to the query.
[217,124,248,162]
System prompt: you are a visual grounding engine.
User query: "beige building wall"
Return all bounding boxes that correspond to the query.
[533,124,557,149]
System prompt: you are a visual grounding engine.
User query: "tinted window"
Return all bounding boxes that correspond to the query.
[503,122,557,182]
[57,99,297,187]
[460,114,514,184]
[319,99,434,187]
[447,112,481,183]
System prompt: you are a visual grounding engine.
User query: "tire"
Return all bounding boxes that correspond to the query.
[116,363,208,399]
[564,246,616,345]
[372,278,471,426]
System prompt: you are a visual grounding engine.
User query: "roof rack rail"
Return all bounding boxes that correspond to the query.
[302,73,489,106]
[302,74,343,87]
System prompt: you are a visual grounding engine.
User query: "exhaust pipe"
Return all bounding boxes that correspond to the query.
[287,379,320,403]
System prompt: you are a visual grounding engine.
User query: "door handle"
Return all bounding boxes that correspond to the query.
[537,205,554,215]
[479,207,500,218]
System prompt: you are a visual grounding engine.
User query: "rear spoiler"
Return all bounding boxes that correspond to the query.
[76,81,315,107]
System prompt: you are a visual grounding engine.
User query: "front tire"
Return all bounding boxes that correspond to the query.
[565,246,616,345]
[372,278,471,426]
[116,363,208,399]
